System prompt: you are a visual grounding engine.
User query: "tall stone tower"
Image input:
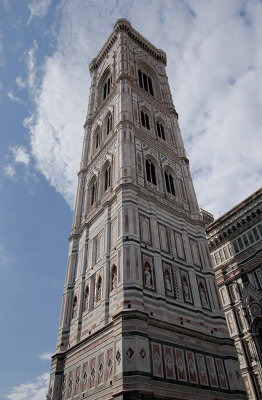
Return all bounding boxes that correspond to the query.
[48,19,246,400]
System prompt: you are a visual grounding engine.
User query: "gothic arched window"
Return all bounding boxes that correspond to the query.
[104,164,111,192]
[95,128,102,150]
[145,159,156,185]
[164,171,175,196]
[103,76,112,100]
[156,121,165,140]
[138,69,154,96]
[141,110,150,130]
[91,182,96,205]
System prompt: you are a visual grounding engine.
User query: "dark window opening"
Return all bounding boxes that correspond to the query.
[164,171,175,195]
[103,77,112,100]
[141,111,150,130]
[107,114,112,134]
[104,166,111,192]
[138,69,154,96]
[146,159,156,185]
[157,121,165,140]
[91,183,96,206]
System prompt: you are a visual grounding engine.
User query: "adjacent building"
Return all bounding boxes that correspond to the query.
[207,188,262,399]
[47,19,246,400]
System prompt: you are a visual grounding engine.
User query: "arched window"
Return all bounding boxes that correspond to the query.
[106,113,112,135]
[141,110,150,130]
[145,159,156,185]
[164,171,175,195]
[111,265,117,291]
[156,121,165,140]
[97,276,102,301]
[95,128,102,150]
[90,180,97,206]
[103,76,112,100]
[138,69,154,96]
[84,286,89,311]
[104,165,111,192]
[72,296,77,319]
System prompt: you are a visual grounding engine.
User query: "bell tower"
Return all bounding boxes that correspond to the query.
[48,19,246,400]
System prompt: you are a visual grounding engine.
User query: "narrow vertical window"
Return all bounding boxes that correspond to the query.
[146,159,151,182]
[104,165,111,192]
[146,159,156,185]
[91,182,96,205]
[138,69,154,96]
[107,114,112,134]
[148,77,154,96]
[165,171,175,195]
[143,73,148,92]
[95,130,101,149]
[141,111,150,130]
[157,121,165,140]
[141,111,145,127]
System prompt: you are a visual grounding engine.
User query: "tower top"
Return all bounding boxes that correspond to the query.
[89,18,167,72]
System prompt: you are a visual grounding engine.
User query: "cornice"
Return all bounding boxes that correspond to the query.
[207,188,262,235]
[89,19,167,72]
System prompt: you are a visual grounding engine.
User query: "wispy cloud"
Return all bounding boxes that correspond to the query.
[10,145,30,166]
[27,0,52,24]
[6,373,49,400]
[7,90,24,103]
[16,76,26,89]
[3,165,16,180]
[27,40,38,91]
[39,352,52,361]
[24,0,262,216]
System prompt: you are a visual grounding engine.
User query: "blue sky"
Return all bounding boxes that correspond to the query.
[0,0,262,398]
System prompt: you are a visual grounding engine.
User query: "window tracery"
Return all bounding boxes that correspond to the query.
[156,121,165,140]
[141,110,150,130]
[104,164,111,192]
[145,159,156,185]
[138,69,154,96]
[164,171,175,196]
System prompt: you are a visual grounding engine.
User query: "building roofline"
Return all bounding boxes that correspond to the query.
[89,18,167,72]
[206,187,262,233]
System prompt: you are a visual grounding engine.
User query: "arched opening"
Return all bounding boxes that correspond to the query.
[164,170,175,196]
[138,69,154,96]
[106,112,113,135]
[145,159,156,185]
[104,163,111,192]
[141,110,150,130]
[156,121,165,140]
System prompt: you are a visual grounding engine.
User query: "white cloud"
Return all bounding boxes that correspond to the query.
[4,165,16,179]
[6,373,49,400]
[25,0,262,216]
[27,0,52,24]
[16,76,26,89]
[39,352,52,361]
[7,90,23,103]
[27,40,38,91]
[10,145,30,166]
